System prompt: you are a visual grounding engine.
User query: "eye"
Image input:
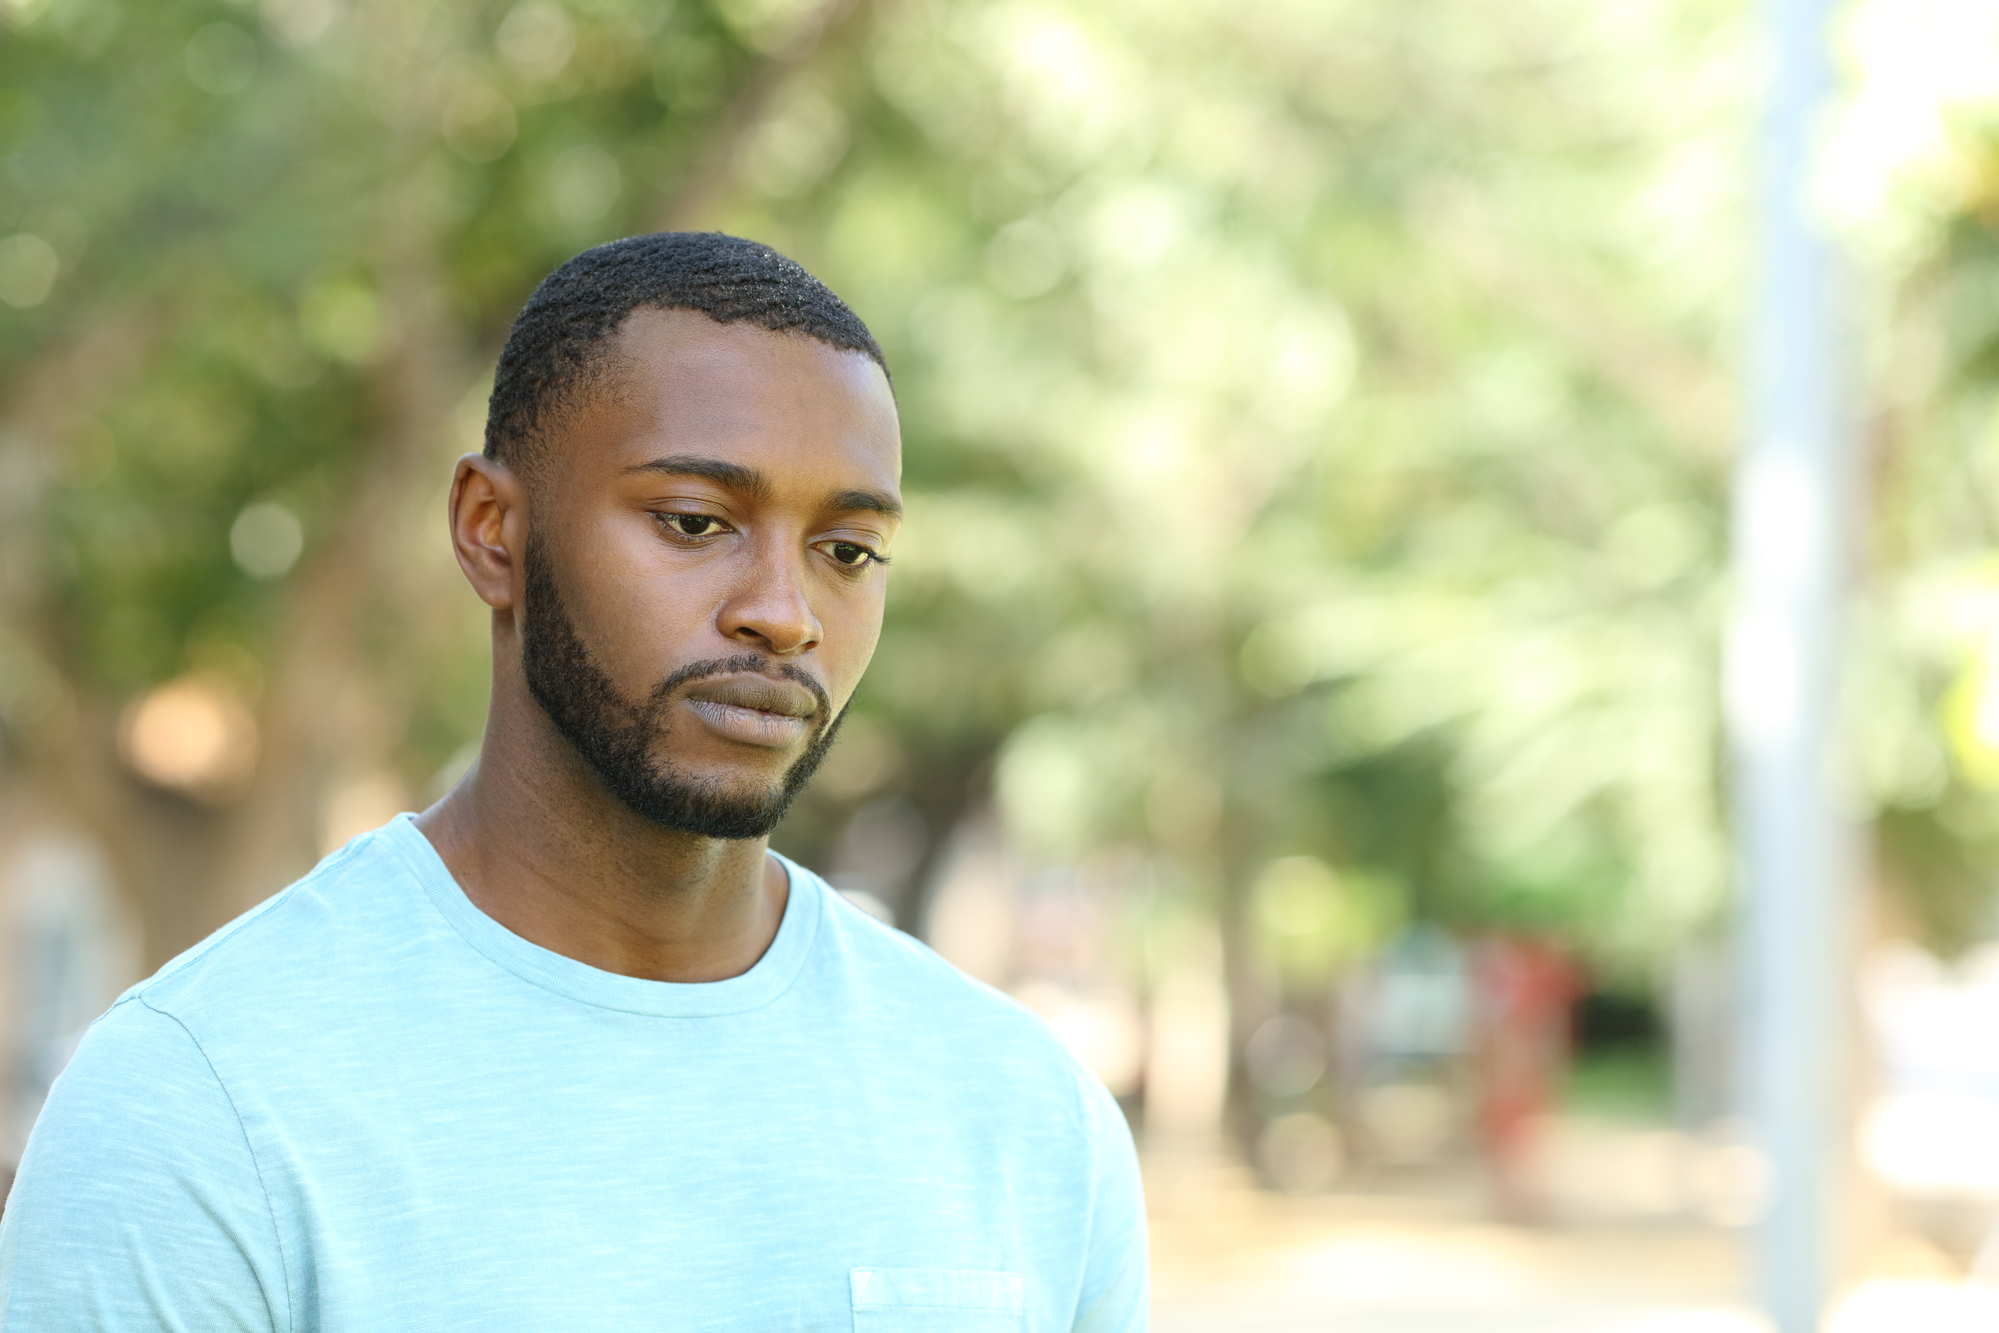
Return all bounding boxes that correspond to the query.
[658,512,725,538]
[827,540,887,569]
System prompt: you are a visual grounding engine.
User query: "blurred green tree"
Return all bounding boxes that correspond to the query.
[1848,122,1999,956]
[737,0,1750,1008]
[0,0,1765,1027]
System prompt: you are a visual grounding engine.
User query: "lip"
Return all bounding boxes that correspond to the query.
[681,674,820,749]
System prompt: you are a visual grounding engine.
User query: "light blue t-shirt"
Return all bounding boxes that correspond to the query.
[0,815,1147,1332]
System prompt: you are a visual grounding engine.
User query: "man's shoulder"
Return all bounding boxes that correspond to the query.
[809,878,1027,1021]
[126,819,428,1030]
[802,872,1101,1105]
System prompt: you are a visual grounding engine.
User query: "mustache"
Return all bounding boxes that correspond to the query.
[646,654,832,722]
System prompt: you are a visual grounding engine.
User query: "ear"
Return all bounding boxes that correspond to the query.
[448,452,528,611]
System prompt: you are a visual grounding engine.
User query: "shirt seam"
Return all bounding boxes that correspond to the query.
[132,835,371,1005]
[853,1302,1022,1312]
[137,996,293,1333]
[1063,1062,1120,1329]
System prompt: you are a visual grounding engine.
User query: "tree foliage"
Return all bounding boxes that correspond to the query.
[30,0,1966,998]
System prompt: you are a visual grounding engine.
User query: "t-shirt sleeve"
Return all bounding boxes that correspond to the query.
[1070,1077,1149,1333]
[0,997,288,1332]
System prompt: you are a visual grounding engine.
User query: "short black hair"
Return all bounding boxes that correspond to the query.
[484,232,886,471]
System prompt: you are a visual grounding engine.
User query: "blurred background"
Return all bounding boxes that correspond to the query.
[5,0,1999,1327]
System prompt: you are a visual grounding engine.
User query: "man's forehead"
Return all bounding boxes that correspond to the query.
[585,307,901,484]
[610,306,891,402]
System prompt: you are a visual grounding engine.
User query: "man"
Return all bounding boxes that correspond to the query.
[0,233,1148,1330]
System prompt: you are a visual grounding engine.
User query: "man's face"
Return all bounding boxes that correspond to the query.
[518,308,901,839]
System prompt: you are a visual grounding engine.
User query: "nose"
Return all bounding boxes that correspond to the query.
[717,541,822,657]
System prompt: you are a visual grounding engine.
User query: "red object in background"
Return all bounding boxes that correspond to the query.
[1471,935,1579,1221]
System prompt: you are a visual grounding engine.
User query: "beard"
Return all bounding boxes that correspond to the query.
[519,530,846,840]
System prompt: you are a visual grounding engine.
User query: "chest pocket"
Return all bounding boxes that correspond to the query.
[850,1267,1024,1333]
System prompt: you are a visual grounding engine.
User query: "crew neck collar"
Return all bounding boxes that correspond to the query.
[380,813,821,1018]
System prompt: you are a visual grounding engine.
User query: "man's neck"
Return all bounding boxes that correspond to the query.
[413,706,788,985]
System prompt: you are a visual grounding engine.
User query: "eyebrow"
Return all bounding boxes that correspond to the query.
[626,455,903,520]
[626,455,770,497]
[828,488,903,520]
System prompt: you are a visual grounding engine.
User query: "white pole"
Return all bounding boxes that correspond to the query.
[1728,0,1852,1329]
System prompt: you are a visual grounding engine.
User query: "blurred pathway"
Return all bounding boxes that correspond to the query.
[1145,1148,1763,1333]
